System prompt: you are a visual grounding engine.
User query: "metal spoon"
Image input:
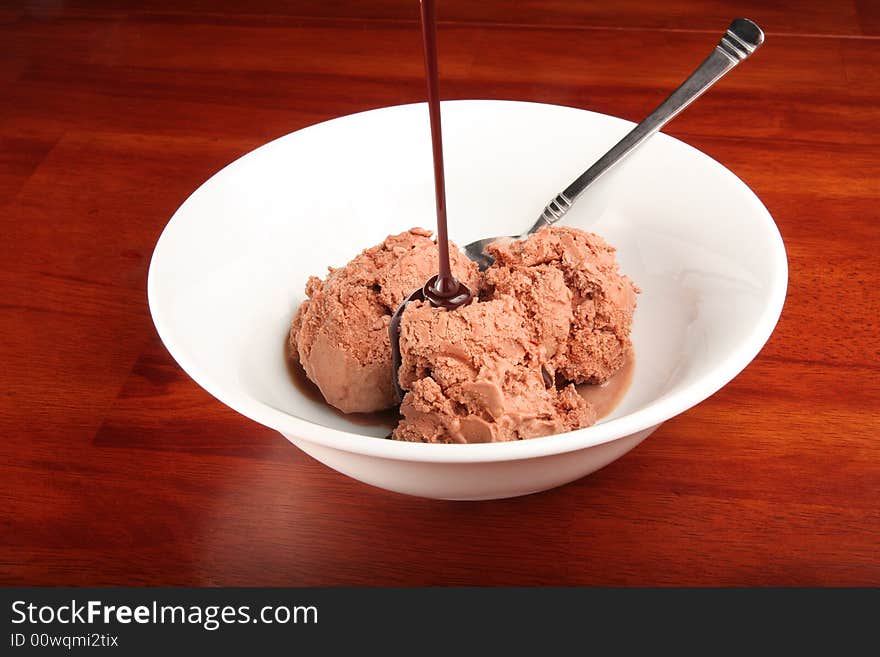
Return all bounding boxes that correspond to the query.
[462,17,764,270]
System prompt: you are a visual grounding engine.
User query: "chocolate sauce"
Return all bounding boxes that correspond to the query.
[419,0,469,305]
[390,0,474,400]
[421,275,472,309]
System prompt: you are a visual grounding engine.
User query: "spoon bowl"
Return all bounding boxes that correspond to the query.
[462,234,518,270]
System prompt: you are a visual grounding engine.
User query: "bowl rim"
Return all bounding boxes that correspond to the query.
[147,99,788,464]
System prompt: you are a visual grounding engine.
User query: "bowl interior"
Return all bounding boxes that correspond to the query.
[149,100,785,443]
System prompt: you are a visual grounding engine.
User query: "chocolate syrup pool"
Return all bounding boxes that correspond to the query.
[576,353,635,419]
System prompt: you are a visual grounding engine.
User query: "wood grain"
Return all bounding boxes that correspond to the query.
[1,0,878,586]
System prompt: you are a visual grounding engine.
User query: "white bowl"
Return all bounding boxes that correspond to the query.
[148,100,787,500]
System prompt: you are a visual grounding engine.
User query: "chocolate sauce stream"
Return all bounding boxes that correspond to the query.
[419,0,458,298]
[390,0,475,403]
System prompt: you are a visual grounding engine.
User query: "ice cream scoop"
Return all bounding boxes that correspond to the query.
[462,17,765,271]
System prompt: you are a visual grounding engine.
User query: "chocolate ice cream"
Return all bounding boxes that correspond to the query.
[486,226,638,384]
[288,225,638,442]
[289,228,480,413]
[393,294,594,443]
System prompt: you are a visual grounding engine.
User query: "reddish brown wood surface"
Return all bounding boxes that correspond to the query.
[2,1,878,586]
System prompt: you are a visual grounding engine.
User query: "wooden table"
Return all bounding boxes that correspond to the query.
[2,1,878,586]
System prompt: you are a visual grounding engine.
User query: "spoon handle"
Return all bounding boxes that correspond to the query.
[527,17,764,235]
